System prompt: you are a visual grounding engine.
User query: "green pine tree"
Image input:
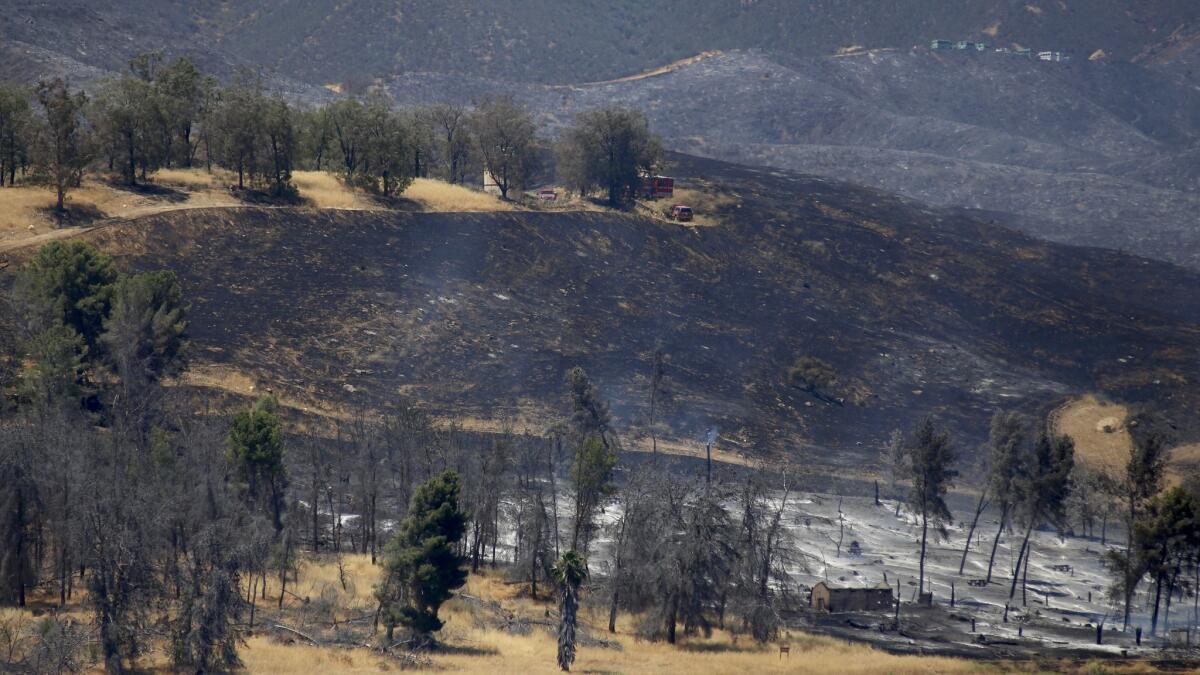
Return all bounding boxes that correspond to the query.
[227,396,286,531]
[376,470,468,645]
[102,269,188,382]
[17,240,117,346]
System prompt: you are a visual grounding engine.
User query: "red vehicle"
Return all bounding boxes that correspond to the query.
[670,204,693,222]
[538,188,558,201]
[640,174,675,200]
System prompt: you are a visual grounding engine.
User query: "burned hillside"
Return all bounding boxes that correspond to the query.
[71,154,1200,471]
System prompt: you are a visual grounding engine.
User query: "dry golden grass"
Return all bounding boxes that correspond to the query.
[292,172,514,212]
[0,555,1158,674]
[626,435,757,468]
[419,403,758,471]
[0,183,116,247]
[0,171,539,255]
[240,555,989,675]
[630,186,739,227]
[151,166,236,190]
[173,360,398,429]
[176,362,261,397]
[292,171,378,210]
[1170,444,1200,465]
[404,178,515,212]
[1053,395,1133,478]
[427,622,986,675]
[1168,443,1200,486]
[0,172,248,252]
[569,50,723,87]
[0,554,988,672]
[292,553,380,607]
[1053,395,1196,486]
[0,600,91,628]
[240,636,397,674]
[0,591,100,671]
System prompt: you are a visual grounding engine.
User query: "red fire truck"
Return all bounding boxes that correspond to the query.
[639,174,675,200]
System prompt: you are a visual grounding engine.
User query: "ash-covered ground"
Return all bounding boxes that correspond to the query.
[775,490,1181,659]
[568,474,1199,661]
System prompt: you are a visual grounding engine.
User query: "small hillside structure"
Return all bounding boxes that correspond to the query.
[811,581,893,613]
[483,170,501,195]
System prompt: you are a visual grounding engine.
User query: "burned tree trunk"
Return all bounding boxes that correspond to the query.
[985,502,1010,584]
[959,490,990,575]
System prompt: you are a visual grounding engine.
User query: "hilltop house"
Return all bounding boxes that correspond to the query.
[810,581,894,613]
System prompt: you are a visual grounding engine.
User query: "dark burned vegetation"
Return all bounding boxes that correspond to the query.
[0,246,806,671]
[2,121,1196,669]
[7,1,1188,85]
[72,152,1200,463]
[0,24,1198,673]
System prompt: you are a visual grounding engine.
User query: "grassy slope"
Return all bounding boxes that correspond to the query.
[2,541,1178,673]
[237,555,988,675]
[0,553,998,673]
[0,170,514,254]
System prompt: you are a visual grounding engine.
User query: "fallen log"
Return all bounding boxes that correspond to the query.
[273,624,318,645]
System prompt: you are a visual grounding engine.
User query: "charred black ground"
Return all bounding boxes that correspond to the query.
[75,154,1200,472]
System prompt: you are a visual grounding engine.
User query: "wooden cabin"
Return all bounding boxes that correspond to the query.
[810,581,894,613]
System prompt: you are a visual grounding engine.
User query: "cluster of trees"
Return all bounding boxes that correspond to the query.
[894,412,1076,613]
[0,239,798,672]
[895,408,1200,637]
[0,53,663,211]
[1104,428,1200,637]
[0,238,1193,670]
[0,240,207,672]
[2,237,1195,670]
[91,54,214,185]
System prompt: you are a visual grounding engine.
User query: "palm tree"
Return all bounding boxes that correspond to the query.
[553,550,588,671]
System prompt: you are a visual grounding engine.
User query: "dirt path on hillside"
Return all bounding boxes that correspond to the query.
[0,226,93,254]
[0,173,543,254]
[555,50,723,88]
[0,199,377,255]
[0,183,249,254]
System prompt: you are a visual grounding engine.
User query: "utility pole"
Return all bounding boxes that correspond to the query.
[704,427,717,486]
